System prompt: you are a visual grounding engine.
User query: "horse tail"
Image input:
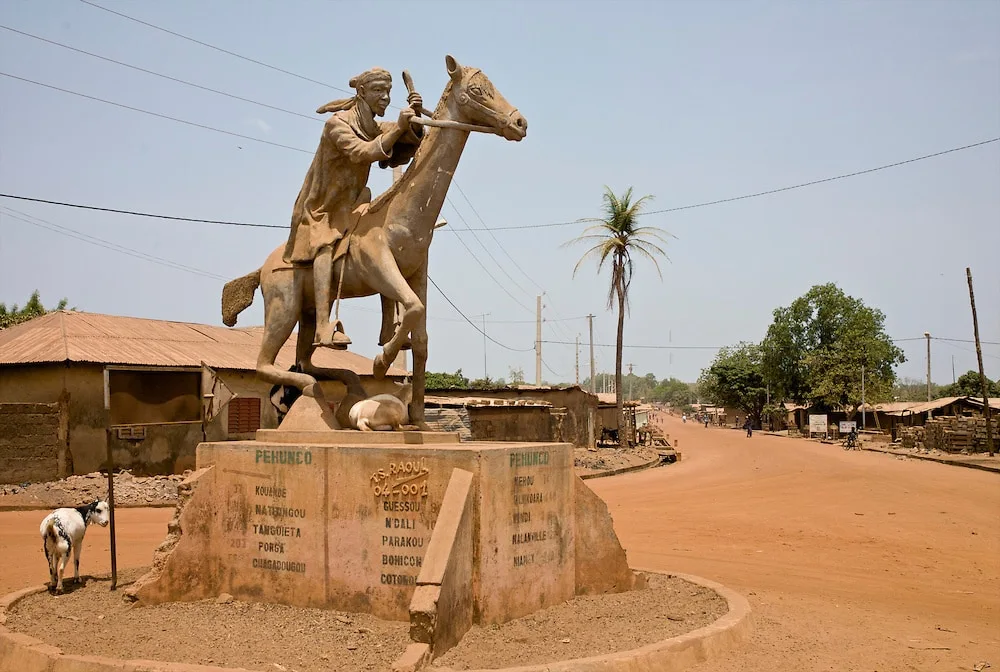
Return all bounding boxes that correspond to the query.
[222,269,261,327]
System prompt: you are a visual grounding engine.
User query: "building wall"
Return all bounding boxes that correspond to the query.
[427,387,596,448]
[0,363,110,475]
[0,401,67,484]
[467,406,552,443]
[1,361,416,479]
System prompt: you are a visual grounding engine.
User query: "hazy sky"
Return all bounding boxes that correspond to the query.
[2,0,998,386]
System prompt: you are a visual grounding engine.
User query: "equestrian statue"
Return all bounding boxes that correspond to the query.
[221,55,527,429]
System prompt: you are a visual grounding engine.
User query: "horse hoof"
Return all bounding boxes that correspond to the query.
[373,354,389,379]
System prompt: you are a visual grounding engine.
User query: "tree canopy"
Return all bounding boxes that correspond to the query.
[698,342,768,427]
[0,291,69,330]
[940,370,1000,398]
[424,369,470,389]
[762,283,904,413]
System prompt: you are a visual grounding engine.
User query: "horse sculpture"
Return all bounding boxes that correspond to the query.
[221,55,527,427]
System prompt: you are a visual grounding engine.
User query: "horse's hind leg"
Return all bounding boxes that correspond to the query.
[296,319,368,399]
[257,272,315,391]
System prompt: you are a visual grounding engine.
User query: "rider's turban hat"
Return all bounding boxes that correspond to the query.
[317,67,392,114]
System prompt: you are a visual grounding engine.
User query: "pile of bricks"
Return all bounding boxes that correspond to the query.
[899,426,925,450]
[923,416,999,453]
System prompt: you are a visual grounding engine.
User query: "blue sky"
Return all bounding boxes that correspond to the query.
[2,0,998,386]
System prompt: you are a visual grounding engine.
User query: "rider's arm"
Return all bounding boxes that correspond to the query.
[328,116,400,164]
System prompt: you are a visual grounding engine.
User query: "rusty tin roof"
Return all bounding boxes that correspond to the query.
[0,311,406,377]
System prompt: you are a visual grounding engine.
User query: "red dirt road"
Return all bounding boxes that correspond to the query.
[589,415,1000,671]
[0,507,173,595]
[1,417,997,670]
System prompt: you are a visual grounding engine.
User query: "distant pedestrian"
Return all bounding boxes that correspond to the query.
[704,416,709,428]
[744,417,753,438]
[682,414,687,423]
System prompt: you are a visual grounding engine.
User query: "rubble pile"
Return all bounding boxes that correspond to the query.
[0,470,186,508]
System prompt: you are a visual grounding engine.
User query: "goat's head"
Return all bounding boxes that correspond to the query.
[87,500,110,527]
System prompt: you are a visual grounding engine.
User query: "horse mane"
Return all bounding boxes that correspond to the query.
[368,78,456,215]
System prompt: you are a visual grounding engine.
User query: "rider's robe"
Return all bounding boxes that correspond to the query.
[283,106,423,264]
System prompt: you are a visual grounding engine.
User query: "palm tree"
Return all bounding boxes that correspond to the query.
[566,186,670,447]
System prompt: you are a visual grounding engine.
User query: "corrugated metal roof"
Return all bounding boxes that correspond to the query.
[0,311,406,377]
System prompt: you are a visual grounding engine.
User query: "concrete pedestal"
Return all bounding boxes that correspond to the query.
[130,437,633,623]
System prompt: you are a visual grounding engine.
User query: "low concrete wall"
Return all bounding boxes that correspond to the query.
[409,468,475,659]
[573,477,635,595]
[0,401,68,484]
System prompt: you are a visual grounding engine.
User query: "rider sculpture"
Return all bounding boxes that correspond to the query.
[283,67,424,349]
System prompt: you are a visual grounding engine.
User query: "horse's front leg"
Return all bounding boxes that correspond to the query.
[408,261,430,428]
[358,236,423,379]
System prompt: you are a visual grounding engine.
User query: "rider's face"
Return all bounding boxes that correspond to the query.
[360,82,391,116]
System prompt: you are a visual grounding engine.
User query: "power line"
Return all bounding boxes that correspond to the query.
[461,138,1000,231]
[77,0,351,95]
[0,194,285,229]
[541,358,565,379]
[539,334,987,351]
[54,4,1000,236]
[3,20,553,301]
[933,336,1000,347]
[445,197,530,297]
[0,25,319,123]
[0,71,313,155]
[439,209,533,315]
[2,207,225,280]
[450,180,543,291]
[427,276,534,352]
[6,134,995,235]
[935,338,1000,362]
[638,138,1000,217]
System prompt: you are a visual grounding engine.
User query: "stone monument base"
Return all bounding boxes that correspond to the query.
[128,434,638,642]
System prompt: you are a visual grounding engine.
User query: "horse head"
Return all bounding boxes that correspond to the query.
[443,54,527,142]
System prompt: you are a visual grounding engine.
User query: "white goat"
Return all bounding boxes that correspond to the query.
[39,500,110,593]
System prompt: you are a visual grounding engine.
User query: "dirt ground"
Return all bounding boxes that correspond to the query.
[588,415,1000,672]
[5,570,722,672]
[427,573,723,670]
[6,568,409,672]
[1,416,997,671]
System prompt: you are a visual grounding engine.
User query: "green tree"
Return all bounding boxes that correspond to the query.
[424,369,470,389]
[893,377,945,402]
[0,291,69,330]
[650,377,696,407]
[508,367,526,386]
[698,342,768,428]
[566,187,669,445]
[762,283,904,415]
[941,370,1000,398]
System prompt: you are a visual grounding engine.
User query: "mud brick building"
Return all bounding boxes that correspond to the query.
[0,311,405,483]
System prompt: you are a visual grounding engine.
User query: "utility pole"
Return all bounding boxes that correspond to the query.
[952,356,956,384]
[482,313,489,382]
[966,268,994,457]
[587,314,595,394]
[861,365,866,431]
[575,335,580,386]
[924,332,932,401]
[627,362,634,401]
[586,314,596,450]
[535,295,542,386]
